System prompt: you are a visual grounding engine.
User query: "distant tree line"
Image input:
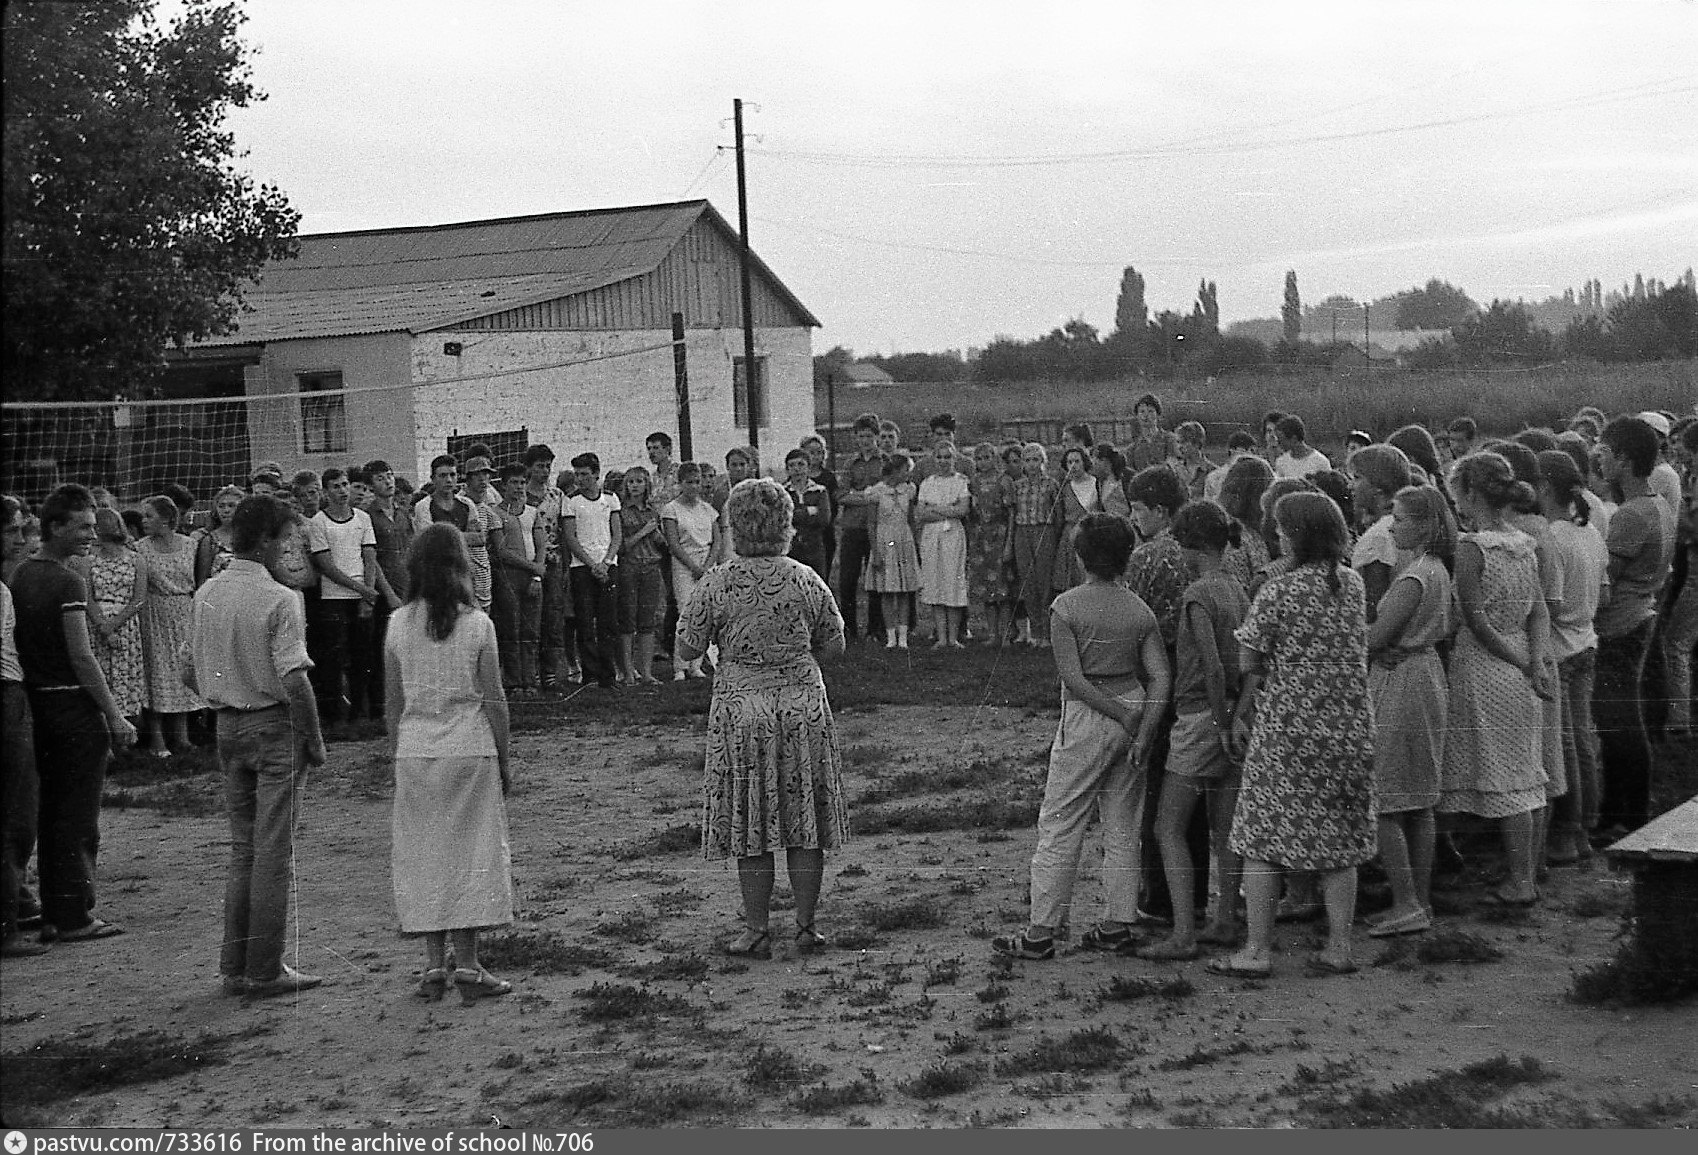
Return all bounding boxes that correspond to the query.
[813,267,1697,385]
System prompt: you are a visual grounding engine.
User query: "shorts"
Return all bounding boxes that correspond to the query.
[617,563,664,634]
[1165,706,1234,781]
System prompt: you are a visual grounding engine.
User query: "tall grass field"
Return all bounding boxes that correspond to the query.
[818,361,1696,451]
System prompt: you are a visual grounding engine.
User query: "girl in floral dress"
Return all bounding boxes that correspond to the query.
[1439,453,1552,907]
[1210,491,1376,979]
[967,443,1015,647]
[863,454,920,649]
[137,495,205,756]
[82,508,147,720]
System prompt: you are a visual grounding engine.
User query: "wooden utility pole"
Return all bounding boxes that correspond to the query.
[1364,303,1371,382]
[671,312,693,462]
[827,372,837,472]
[734,98,759,456]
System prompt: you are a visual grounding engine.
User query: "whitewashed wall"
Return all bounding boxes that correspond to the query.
[408,327,814,481]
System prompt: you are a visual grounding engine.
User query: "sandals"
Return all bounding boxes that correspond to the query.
[1302,953,1359,977]
[54,918,124,943]
[453,966,512,1004]
[991,931,1056,961]
[1079,923,1140,955]
[1205,957,1272,979]
[416,967,448,1001]
[794,924,828,956]
[723,928,772,961]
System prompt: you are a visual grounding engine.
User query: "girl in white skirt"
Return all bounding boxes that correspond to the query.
[386,523,515,1004]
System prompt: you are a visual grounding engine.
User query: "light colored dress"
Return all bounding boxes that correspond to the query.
[138,534,203,714]
[1439,529,1548,818]
[679,555,848,859]
[1369,554,1452,814]
[967,471,1014,605]
[864,482,920,594]
[917,472,969,608]
[1231,563,1377,871]
[90,547,146,717]
[388,602,514,933]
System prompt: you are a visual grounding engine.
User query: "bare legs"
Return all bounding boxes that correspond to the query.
[1225,860,1355,973]
[1150,776,1241,954]
[730,848,826,952]
[1374,808,1435,922]
[145,710,191,755]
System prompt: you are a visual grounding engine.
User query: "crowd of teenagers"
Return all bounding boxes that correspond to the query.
[1,397,1694,995]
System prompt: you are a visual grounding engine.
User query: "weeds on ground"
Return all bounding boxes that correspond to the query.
[593,909,657,945]
[1098,974,1195,1002]
[924,957,962,986]
[853,795,1038,836]
[572,982,700,1023]
[1154,1039,1265,1072]
[478,932,616,976]
[742,1043,827,1089]
[973,1003,1024,1031]
[855,756,1019,805]
[901,1061,986,1099]
[2,1030,229,1120]
[613,954,709,983]
[1374,927,1504,969]
[649,888,704,916]
[612,823,700,860]
[792,1073,884,1115]
[1298,1053,1556,1128]
[999,1027,1128,1075]
[519,1076,746,1126]
[859,895,946,931]
[102,776,223,818]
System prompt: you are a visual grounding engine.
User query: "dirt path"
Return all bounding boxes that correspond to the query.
[2,705,1694,1128]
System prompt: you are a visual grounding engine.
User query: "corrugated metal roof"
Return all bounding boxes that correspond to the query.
[196,200,817,346]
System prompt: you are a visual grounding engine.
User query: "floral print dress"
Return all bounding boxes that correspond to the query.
[1230,562,1377,871]
[679,555,848,859]
[966,470,1014,604]
[138,534,204,714]
[90,548,146,717]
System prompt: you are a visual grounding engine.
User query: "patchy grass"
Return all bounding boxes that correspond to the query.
[859,895,947,931]
[792,1074,884,1115]
[923,957,963,987]
[478,932,616,976]
[901,1061,987,1100]
[855,755,1021,806]
[853,795,1039,836]
[822,647,1057,711]
[742,1043,827,1089]
[102,775,223,818]
[593,909,657,945]
[998,1027,1127,1075]
[1154,1039,1264,1072]
[1098,974,1195,1003]
[613,954,710,984]
[1298,1054,1557,1128]
[515,1076,747,1126]
[1375,927,1505,969]
[973,1002,1024,1031]
[2,1030,230,1121]
[612,822,701,860]
[572,982,700,1023]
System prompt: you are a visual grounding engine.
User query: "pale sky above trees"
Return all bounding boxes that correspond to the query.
[217,0,1697,354]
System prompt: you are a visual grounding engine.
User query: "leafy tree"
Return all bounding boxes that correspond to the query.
[868,350,967,383]
[1196,335,1267,377]
[4,0,300,401]
[1282,271,1302,344]
[1195,280,1220,333]
[1114,266,1147,337]
[1602,282,1698,361]
[813,344,855,386]
[1450,300,1556,366]
[1392,279,1477,330]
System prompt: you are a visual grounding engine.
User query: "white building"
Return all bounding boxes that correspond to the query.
[169,199,820,482]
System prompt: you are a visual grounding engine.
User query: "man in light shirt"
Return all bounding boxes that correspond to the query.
[1272,415,1331,480]
[562,452,622,690]
[309,467,385,730]
[1204,431,1260,504]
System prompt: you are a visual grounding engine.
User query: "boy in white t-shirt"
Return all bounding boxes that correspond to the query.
[1272,415,1331,480]
[310,466,384,725]
[561,452,622,689]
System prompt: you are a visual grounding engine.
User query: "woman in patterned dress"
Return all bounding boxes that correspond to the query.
[194,485,244,586]
[81,508,148,720]
[1050,447,1103,593]
[916,442,970,649]
[967,443,1014,647]
[1439,453,1553,907]
[677,478,848,962]
[137,495,205,756]
[1210,492,1377,979]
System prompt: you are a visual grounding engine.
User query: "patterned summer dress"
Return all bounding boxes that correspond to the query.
[679,555,849,859]
[966,470,1014,605]
[1369,553,1453,814]
[1439,528,1547,818]
[138,534,204,714]
[90,547,146,717]
[917,472,969,608]
[1230,563,1377,871]
[863,482,920,594]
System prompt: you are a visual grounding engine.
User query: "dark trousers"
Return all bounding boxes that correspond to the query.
[218,707,305,983]
[569,565,620,687]
[540,560,574,682]
[1595,619,1654,832]
[315,600,372,726]
[2,682,40,934]
[27,689,111,933]
[837,526,884,637]
[491,566,519,688]
[359,600,392,719]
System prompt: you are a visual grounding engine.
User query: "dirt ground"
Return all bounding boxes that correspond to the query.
[2,697,1695,1128]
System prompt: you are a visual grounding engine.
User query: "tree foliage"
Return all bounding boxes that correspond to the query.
[1450,300,1556,366]
[1562,282,1698,362]
[1393,279,1477,331]
[1282,271,1302,344]
[3,0,300,401]
[1114,267,1147,338]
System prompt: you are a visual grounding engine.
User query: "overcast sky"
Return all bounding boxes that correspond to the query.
[219,0,1698,355]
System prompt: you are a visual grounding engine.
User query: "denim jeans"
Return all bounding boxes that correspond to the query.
[836,527,883,637]
[1594,620,1653,831]
[1552,648,1599,838]
[218,707,307,983]
[2,682,40,935]
[27,689,111,933]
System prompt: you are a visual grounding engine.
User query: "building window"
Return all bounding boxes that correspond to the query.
[733,356,769,429]
[299,372,346,454]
